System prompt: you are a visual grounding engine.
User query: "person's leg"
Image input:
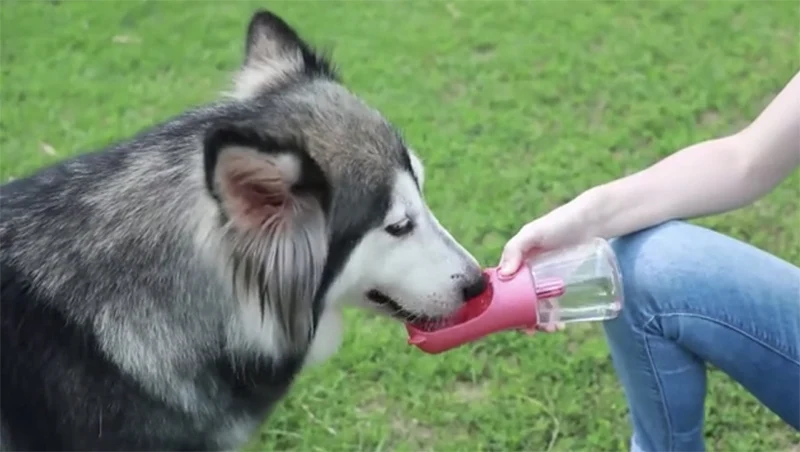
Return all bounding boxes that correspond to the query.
[602,220,800,452]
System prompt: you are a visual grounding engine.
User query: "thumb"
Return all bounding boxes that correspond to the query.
[498,223,540,276]
[498,246,522,276]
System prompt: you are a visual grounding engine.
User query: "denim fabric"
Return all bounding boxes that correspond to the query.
[602,220,800,451]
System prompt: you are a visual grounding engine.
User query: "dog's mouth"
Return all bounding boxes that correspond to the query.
[366,289,441,324]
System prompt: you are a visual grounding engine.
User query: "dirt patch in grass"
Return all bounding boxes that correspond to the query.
[452,381,489,404]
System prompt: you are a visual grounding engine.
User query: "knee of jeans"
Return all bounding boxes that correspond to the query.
[608,221,697,326]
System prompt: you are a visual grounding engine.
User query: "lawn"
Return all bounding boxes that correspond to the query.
[1,0,798,450]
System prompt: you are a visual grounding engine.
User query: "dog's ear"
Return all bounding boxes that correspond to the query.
[231,10,336,99]
[203,123,329,345]
[203,123,329,232]
[244,10,307,67]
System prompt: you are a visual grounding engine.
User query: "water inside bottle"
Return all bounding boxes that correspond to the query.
[530,238,624,326]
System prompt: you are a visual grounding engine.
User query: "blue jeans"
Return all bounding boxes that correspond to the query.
[603,220,800,452]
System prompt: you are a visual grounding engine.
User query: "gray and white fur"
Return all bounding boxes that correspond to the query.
[0,9,486,451]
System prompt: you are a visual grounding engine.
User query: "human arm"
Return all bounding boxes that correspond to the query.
[499,70,800,276]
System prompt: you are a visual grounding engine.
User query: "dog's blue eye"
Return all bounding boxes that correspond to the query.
[385,219,413,237]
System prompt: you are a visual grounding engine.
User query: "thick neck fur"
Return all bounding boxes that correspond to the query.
[0,104,321,411]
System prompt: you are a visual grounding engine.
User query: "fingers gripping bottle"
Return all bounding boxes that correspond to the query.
[405,238,624,354]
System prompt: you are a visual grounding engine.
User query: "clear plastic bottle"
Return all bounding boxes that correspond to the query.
[522,237,624,328]
[406,237,624,354]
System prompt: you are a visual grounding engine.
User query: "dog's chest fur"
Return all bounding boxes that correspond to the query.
[0,256,343,451]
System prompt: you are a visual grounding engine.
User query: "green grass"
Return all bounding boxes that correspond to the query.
[2,0,799,450]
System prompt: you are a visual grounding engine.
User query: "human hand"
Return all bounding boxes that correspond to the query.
[497,197,596,334]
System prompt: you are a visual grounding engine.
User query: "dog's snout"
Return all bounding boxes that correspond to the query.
[461,273,488,302]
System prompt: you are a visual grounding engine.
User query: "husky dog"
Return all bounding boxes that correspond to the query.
[0,9,486,452]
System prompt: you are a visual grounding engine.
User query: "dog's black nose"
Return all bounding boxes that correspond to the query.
[461,273,488,302]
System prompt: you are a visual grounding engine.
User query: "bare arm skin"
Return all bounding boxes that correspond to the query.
[499,70,800,276]
[583,70,800,240]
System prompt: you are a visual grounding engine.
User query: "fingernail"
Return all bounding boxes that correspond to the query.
[497,265,514,280]
[497,257,510,275]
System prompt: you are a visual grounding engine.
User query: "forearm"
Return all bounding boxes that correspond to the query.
[576,71,800,240]
[579,135,764,239]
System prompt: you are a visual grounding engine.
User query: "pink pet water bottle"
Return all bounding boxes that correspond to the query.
[405,237,624,354]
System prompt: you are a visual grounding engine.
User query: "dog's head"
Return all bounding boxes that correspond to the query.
[202,10,486,341]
